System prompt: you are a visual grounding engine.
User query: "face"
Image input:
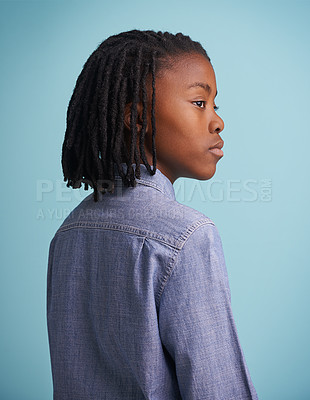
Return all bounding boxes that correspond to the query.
[141,52,225,184]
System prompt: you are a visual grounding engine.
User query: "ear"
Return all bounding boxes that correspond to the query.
[123,102,149,133]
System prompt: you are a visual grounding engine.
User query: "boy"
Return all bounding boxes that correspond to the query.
[47,29,258,399]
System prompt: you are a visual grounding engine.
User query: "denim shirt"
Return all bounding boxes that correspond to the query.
[47,163,258,400]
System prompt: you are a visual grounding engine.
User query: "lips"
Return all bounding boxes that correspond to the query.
[209,140,224,157]
[210,140,224,150]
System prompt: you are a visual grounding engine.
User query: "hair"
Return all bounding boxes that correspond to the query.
[62,29,210,201]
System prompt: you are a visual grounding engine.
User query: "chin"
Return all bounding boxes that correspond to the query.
[194,166,217,181]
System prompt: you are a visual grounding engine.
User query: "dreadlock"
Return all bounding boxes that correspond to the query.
[62,29,210,201]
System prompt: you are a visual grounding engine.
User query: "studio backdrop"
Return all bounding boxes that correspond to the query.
[1,0,309,399]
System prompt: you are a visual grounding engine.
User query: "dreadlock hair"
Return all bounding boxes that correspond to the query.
[62,29,211,201]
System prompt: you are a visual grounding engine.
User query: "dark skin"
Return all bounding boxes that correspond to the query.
[123,52,225,184]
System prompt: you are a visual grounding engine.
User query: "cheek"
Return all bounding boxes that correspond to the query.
[156,111,201,145]
[154,103,211,156]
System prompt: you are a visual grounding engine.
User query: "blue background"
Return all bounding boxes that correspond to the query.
[1,0,309,398]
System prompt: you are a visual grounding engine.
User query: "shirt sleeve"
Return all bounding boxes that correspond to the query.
[158,222,258,400]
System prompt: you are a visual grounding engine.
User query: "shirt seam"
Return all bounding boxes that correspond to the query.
[137,178,165,194]
[155,219,215,309]
[57,221,182,249]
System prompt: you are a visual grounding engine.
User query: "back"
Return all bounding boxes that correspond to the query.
[47,164,258,399]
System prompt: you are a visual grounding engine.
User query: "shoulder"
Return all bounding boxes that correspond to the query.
[154,197,218,246]
[56,184,220,251]
[156,208,229,307]
[125,185,221,252]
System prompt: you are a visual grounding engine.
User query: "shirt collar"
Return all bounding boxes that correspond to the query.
[114,163,176,201]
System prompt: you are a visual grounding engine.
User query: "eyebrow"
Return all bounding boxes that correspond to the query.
[187,82,218,98]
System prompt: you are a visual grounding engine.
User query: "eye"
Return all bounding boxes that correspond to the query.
[193,100,206,109]
[193,101,219,111]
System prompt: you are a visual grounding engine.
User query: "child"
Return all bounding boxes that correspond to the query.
[47,29,258,399]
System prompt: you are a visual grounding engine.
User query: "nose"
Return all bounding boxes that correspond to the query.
[209,114,224,134]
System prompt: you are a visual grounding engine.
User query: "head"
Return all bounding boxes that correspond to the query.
[62,29,224,201]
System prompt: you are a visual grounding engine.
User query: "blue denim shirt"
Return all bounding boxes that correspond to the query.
[47,163,258,399]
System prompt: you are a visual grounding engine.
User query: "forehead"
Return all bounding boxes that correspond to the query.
[156,53,216,93]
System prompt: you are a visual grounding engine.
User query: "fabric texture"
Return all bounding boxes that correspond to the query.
[47,163,258,399]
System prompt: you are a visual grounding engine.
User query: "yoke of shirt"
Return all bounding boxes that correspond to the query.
[54,163,216,311]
